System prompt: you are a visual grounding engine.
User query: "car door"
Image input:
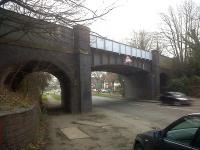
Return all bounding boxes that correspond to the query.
[162,93,171,103]
[165,93,174,104]
[159,116,200,150]
[192,128,200,149]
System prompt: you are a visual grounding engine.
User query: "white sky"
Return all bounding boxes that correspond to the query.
[87,0,199,41]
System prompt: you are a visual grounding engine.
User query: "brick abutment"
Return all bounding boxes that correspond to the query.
[0,105,39,149]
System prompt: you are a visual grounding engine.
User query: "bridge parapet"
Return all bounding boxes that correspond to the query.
[90,35,152,61]
[0,8,73,52]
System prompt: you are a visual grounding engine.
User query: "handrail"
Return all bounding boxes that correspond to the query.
[90,34,152,60]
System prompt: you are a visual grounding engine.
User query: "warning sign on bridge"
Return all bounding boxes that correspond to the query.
[124,56,132,64]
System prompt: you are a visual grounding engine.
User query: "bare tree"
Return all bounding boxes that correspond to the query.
[186,29,200,75]
[127,30,167,54]
[0,0,116,26]
[128,30,153,51]
[0,0,116,43]
[160,0,200,64]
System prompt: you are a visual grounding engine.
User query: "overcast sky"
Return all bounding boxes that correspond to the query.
[87,0,199,41]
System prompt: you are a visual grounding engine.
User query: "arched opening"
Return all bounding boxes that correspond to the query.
[91,65,154,106]
[91,71,124,107]
[160,73,169,94]
[2,61,72,113]
[91,71,123,97]
[41,73,62,110]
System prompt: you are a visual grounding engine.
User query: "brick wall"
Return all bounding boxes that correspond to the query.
[0,105,39,149]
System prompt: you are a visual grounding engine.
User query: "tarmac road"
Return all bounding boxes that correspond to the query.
[92,96,200,128]
[44,96,200,150]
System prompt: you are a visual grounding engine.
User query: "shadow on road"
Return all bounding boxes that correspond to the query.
[43,106,65,115]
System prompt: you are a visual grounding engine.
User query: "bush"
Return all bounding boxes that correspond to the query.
[0,72,52,110]
[188,75,200,96]
[167,75,200,97]
[0,88,32,110]
[18,72,52,101]
[167,76,189,94]
[189,75,200,86]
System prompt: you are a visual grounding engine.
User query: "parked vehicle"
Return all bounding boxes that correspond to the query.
[159,92,192,106]
[92,88,97,92]
[101,89,110,93]
[133,113,200,150]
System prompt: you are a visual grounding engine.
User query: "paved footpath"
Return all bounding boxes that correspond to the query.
[43,95,61,109]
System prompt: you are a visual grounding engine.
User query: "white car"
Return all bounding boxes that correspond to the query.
[101,89,109,93]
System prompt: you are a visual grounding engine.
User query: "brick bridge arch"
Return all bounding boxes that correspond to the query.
[4,60,72,112]
[0,43,90,113]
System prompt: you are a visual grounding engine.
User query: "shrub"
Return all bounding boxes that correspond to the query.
[0,72,52,110]
[18,72,52,101]
[189,75,200,86]
[167,75,200,97]
[167,76,189,94]
[0,88,32,110]
[188,75,200,97]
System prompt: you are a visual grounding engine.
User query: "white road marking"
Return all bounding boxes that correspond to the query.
[128,103,145,107]
[129,101,197,112]
[160,106,195,112]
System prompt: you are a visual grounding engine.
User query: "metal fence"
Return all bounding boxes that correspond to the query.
[90,35,152,60]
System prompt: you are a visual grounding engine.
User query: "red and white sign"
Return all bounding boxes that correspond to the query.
[124,56,132,64]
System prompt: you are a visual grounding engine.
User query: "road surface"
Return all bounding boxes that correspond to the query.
[45,96,200,150]
[92,96,200,128]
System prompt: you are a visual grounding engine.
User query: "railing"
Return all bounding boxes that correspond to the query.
[90,35,152,60]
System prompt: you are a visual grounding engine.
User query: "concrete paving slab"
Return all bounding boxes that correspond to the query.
[73,120,108,127]
[60,127,90,140]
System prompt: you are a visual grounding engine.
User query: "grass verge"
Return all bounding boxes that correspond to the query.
[42,94,48,102]
[93,92,122,99]
[49,93,61,101]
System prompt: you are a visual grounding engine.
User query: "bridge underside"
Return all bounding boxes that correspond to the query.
[122,73,154,99]
[92,65,145,75]
[93,65,156,100]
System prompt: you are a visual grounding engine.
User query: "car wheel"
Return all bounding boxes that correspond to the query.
[174,101,181,106]
[134,143,144,150]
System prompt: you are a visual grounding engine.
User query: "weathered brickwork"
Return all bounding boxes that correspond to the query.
[0,8,173,115]
[0,105,39,150]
